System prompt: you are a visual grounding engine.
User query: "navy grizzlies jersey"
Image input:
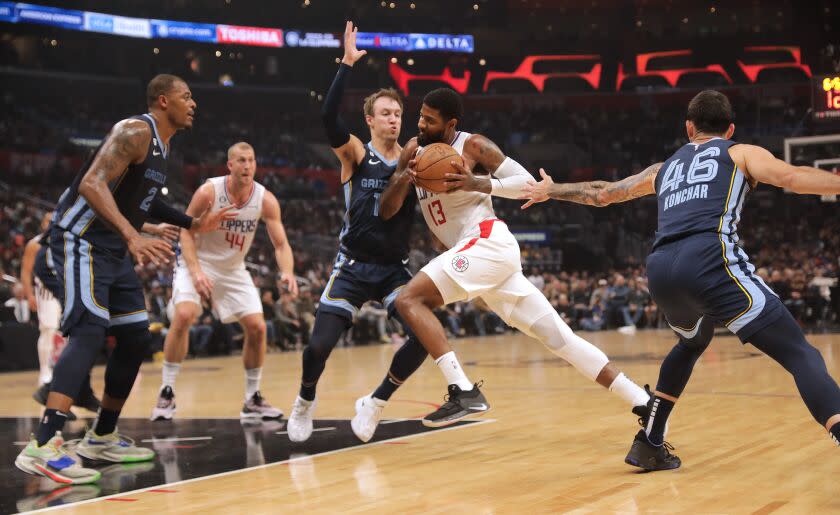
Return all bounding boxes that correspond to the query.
[653,138,749,249]
[338,142,416,263]
[54,114,168,253]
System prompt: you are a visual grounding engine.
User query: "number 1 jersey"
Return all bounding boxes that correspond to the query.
[192,176,264,270]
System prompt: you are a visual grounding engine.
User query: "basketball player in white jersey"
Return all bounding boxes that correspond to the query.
[151,141,298,420]
[20,214,63,389]
[380,88,652,427]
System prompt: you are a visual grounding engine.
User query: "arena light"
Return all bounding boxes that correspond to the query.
[616,50,731,90]
[483,55,602,93]
[737,46,812,83]
[389,62,470,95]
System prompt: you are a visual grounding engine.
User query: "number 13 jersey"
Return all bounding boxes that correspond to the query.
[193,176,265,270]
[416,131,497,249]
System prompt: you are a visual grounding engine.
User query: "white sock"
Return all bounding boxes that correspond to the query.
[434,351,473,391]
[608,373,650,407]
[37,329,55,385]
[245,367,262,400]
[162,361,181,390]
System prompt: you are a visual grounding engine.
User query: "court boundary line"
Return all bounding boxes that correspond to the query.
[25,417,497,514]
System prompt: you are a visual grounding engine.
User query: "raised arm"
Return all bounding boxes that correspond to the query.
[380,138,419,220]
[519,162,662,209]
[20,237,41,312]
[737,144,840,195]
[322,21,368,183]
[263,191,298,297]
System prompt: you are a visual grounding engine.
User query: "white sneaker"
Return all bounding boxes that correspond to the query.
[74,429,155,463]
[287,396,316,442]
[151,386,176,421]
[15,432,101,484]
[351,394,385,443]
[618,325,637,335]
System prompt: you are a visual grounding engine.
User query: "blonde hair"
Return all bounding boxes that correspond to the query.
[363,88,403,117]
[227,141,254,160]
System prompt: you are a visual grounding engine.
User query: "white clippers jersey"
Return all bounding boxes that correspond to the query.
[194,176,265,270]
[416,131,497,249]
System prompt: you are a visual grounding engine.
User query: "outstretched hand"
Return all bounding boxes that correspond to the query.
[342,21,367,66]
[518,168,554,209]
[192,203,238,233]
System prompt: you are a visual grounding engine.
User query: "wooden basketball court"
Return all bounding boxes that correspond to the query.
[2,329,838,513]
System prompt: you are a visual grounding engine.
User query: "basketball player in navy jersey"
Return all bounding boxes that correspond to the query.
[520,90,840,470]
[24,214,178,418]
[286,22,428,443]
[15,74,235,484]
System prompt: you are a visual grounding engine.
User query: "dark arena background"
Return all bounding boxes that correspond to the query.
[1,1,839,513]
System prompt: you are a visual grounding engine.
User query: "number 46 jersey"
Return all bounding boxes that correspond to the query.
[192,176,265,270]
[653,138,749,249]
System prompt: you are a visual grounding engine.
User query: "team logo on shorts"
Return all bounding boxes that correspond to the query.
[451,255,469,272]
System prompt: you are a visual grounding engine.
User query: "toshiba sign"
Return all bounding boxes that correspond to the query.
[216,24,283,47]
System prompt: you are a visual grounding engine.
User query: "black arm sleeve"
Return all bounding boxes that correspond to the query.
[149,196,193,230]
[321,63,352,148]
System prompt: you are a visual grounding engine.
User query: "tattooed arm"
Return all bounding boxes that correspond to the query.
[78,119,151,241]
[78,118,173,265]
[519,162,662,209]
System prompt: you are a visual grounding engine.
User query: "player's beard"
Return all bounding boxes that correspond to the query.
[417,129,444,146]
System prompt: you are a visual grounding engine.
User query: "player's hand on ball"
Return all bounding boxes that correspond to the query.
[280,272,299,298]
[342,21,367,66]
[519,168,554,209]
[405,158,418,184]
[193,203,237,233]
[191,269,213,301]
[128,234,174,266]
[444,160,482,193]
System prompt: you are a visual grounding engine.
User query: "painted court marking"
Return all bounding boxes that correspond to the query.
[27,418,496,514]
[140,436,214,443]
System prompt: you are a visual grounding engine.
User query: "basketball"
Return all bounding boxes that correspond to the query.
[414,143,464,193]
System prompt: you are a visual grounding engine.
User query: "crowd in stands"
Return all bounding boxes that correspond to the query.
[1,76,839,358]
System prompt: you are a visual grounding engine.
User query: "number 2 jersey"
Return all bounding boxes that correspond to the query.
[53,114,169,254]
[653,137,749,249]
[188,176,265,270]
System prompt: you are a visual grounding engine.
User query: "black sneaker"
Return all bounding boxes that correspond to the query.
[422,382,490,428]
[75,386,101,413]
[632,384,655,427]
[624,429,681,471]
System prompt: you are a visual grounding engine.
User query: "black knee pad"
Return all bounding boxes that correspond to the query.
[680,317,714,352]
[308,311,351,362]
[51,324,106,398]
[104,328,153,399]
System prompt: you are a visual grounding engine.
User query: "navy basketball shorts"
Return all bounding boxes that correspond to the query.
[646,232,784,342]
[48,229,149,334]
[318,252,412,321]
[34,244,61,298]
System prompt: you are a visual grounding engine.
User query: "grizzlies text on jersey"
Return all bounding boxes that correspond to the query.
[53,114,168,254]
[338,142,416,264]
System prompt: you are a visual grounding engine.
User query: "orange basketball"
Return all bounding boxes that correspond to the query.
[414,142,463,194]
